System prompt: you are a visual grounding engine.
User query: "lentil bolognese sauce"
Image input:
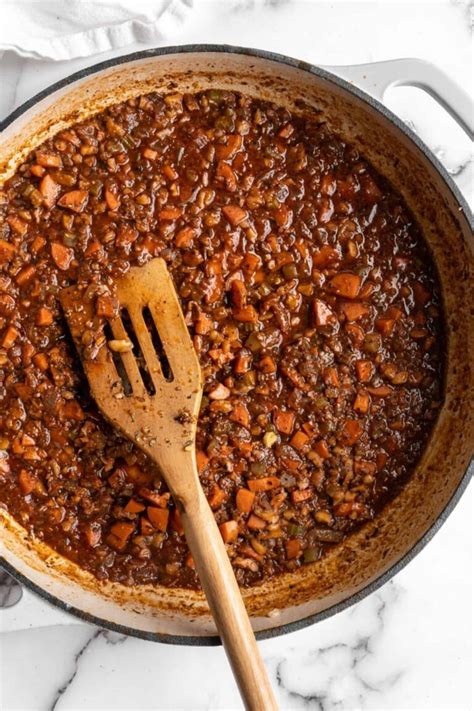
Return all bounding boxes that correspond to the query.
[0,90,443,589]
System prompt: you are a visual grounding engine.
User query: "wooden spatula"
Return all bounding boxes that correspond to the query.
[60,257,278,711]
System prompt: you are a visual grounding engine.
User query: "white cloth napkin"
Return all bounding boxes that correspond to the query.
[0,0,193,61]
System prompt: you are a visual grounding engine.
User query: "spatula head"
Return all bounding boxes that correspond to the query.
[60,258,203,466]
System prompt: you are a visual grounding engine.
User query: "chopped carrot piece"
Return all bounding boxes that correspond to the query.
[208,484,227,509]
[274,205,293,229]
[236,488,255,514]
[21,336,33,358]
[36,307,53,327]
[247,477,281,492]
[355,359,374,382]
[140,517,155,535]
[105,188,120,211]
[230,279,247,309]
[302,422,317,437]
[7,216,28,236]
[196,450,209,473]
[279,123,294,139]
[286,539,302,559]
[36,152,62,168]
[143,147,158,161]
[247,514,267,530]
[230,402,250,428]
[175,227,196,248]
[123,464,149,485]
[282,458,302,471]
[18,469,36,495]
[320,175,336,195]
[259,355,277,374]
[116,224,138,246]
[291,489,312,503]
[233,305,258,323]
[14,382,33,401]
[159,206,182,220]
[138,488,170,507]
[290,430,309,450]
[85,240,102,256]
[57,190,89,213]
[50,429,68,446]
[328,272,361,299]
[375,318,395,337]
[216,134,243,160]
[162,163,178,179]
[234,351,251,373]
[312,245,340,268]
[366,385,392,397]
[0,239,16,262]
[235,441,253,456]
[313,299,336,327]
[340,301,369,322]
[106,522,135,550]
[353,391,370,414]
[62,400,85,420]
[334,501,367,518]
[39,174,61,208]
[314,439,330,459]
[217,161,237,192]
[30,165,45,177]
[386,305,404,320]
[51,242,74,270]
[194,313,213,335]
[273,408,296,435]
[219,520,239,543]
[342,418,363,445]
[147,506,169,531]
[232,152,245,172]
[124,498,146,514]
[170,508,184,535]
[16,265,36,286]
[322,367,340,387]
[346,323,364,347]
[84,523,102,547]
[1,325,19,348]
[33,353,48,371]
[31,236,46,254]
[241,252,262,273]
[222,205,248,226]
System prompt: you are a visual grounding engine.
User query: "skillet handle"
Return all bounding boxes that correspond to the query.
[178,483,278,711]
[324,58,473,140]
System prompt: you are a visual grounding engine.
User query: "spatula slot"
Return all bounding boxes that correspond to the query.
[119,308,156,396]
[143,305,174,383]
[103,321,133,396]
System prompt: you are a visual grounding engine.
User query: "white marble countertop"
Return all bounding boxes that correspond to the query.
[0,1,472,709]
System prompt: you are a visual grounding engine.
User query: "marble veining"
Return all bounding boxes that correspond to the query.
[274,585,404,711]
[0,1,472,709]
[49,630,129,711]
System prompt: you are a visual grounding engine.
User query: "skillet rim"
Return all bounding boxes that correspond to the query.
[0,43,472,645]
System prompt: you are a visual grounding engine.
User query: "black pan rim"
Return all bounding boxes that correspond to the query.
[0,43,472,646]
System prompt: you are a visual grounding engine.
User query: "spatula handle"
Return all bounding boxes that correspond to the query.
[180,485,278,711]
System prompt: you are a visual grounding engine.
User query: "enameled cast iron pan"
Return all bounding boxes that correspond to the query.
[0,45,472,644]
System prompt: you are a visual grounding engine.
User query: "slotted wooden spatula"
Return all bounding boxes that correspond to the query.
[60,257,278,711]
